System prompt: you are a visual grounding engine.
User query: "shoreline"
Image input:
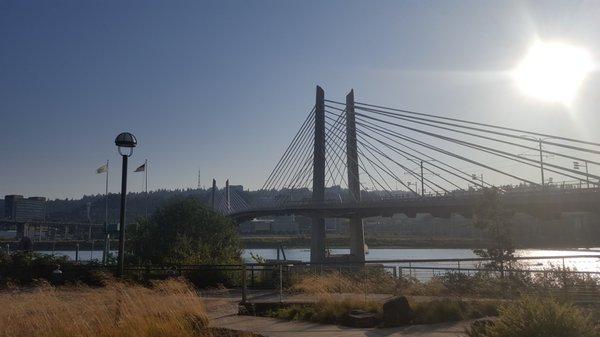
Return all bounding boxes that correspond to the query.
[240,236,600,250]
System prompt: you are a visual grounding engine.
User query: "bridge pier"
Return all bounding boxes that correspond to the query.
[310,86,327,263]
[345,89,366,262]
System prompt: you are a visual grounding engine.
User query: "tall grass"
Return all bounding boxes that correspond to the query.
[0,278,255,337]
[467,296,599,337]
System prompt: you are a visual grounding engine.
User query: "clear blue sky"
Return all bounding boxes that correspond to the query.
[1,0,599,199]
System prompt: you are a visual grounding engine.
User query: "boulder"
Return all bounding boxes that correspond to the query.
[347,310,377,328]
[382,296,413,326]
[467,318,495,337]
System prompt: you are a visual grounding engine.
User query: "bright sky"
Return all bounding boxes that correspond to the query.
[1,0,599,199]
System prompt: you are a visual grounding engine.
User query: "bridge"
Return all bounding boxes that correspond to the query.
[213,86,600,263]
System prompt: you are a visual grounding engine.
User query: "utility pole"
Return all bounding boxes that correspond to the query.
[538,139,545,187]
[310,86,326,264]
[573,161,590,188]
[345,89,365,262]
[420,161,424,197]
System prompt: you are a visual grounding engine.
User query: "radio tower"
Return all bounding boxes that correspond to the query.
[197,169,201,189]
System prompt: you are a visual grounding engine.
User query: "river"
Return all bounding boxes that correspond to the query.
[38,247,600,273]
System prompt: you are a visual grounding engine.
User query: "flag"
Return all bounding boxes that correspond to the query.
[96,163,108,174]
[134,163,146,172]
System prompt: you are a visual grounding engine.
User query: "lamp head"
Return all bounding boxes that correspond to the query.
[115,132,137,156]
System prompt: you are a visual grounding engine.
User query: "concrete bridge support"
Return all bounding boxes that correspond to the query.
[345,90,366,262]
[310,86,327,263]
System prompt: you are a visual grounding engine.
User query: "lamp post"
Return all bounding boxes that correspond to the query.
[115,132,137,278]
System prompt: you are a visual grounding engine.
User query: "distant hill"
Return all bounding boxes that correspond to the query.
[44,188,215,224]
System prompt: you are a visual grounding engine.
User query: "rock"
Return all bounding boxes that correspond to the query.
[468,318,495,336]
[382,296,413,326]
[347,310,377,328]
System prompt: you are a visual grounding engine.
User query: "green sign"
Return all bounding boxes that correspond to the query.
[104,223,120,234]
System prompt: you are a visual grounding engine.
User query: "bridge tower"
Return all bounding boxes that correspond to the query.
[345,89,366,262]
[310,86,327,263]
[225,179,231,212]
[211,178,217,209]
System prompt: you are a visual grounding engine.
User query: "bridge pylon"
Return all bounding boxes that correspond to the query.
[310,85,327,263]
[346,89,366,262]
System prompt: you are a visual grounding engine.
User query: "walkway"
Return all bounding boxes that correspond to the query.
[201,289,469,337]
[212,315,469,337]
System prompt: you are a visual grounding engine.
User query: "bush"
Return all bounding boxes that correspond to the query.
[0,251,108,287]
[412,299,499,324]
[128,198,241,266]
[467,296,599,337]
[271,298,380,325]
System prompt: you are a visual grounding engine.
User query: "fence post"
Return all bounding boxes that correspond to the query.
[363,265,368,304]
[241,264,247,304]
[75,243,79,262]
[338,267,342,293]
[279,263,283,303]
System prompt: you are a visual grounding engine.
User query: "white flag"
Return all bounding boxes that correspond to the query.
[96,164,108,174]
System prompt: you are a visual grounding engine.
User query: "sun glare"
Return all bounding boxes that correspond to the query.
[513,41,593,105]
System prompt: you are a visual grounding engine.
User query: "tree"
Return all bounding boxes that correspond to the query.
[472,188,514,274]
[128,198,241,266]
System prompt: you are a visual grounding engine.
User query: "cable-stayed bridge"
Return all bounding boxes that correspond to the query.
[216,86,600,263]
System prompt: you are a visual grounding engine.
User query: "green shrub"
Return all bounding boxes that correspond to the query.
[467,296,599,337]
[270,299,380,325]
[0,251,108,287]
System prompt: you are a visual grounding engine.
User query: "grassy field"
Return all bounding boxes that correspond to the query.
[0,278,260,337]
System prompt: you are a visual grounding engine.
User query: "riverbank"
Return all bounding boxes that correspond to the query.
[240,235,599,250]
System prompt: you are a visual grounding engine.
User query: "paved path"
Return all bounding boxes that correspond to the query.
[212,315,469,337]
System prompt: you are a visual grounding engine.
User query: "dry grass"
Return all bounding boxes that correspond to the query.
[290,270,396,298]
[0,278,258,337]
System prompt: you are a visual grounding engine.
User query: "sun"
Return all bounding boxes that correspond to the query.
[513,41,593,105]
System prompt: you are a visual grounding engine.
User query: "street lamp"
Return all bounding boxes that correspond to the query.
[115,132,137,278]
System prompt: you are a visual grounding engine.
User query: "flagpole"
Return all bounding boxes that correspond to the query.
[105,160,109,225]
[145,159,148,219]
[103,160,109,265]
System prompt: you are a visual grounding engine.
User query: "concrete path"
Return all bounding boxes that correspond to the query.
[212,315,469,337]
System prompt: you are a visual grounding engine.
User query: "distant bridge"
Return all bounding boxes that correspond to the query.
[215,86,600,263]
[231,188,600,223]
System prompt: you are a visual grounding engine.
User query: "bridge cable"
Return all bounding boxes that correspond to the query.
[324,111,379,198]
[262,107,315,191]
[354,105,600,166]
[355,113,600,182]
[324,115,394,198]
[326,99,600,149]
[266,111,315,192]
[354,118,539,186]
[357,134,451,194]
[327,108,458,193]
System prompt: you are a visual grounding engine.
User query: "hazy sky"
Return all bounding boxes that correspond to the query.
[1,0,599,199]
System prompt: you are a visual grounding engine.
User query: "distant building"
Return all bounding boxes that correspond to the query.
[4,195,46,221]
[229,185,244,193]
